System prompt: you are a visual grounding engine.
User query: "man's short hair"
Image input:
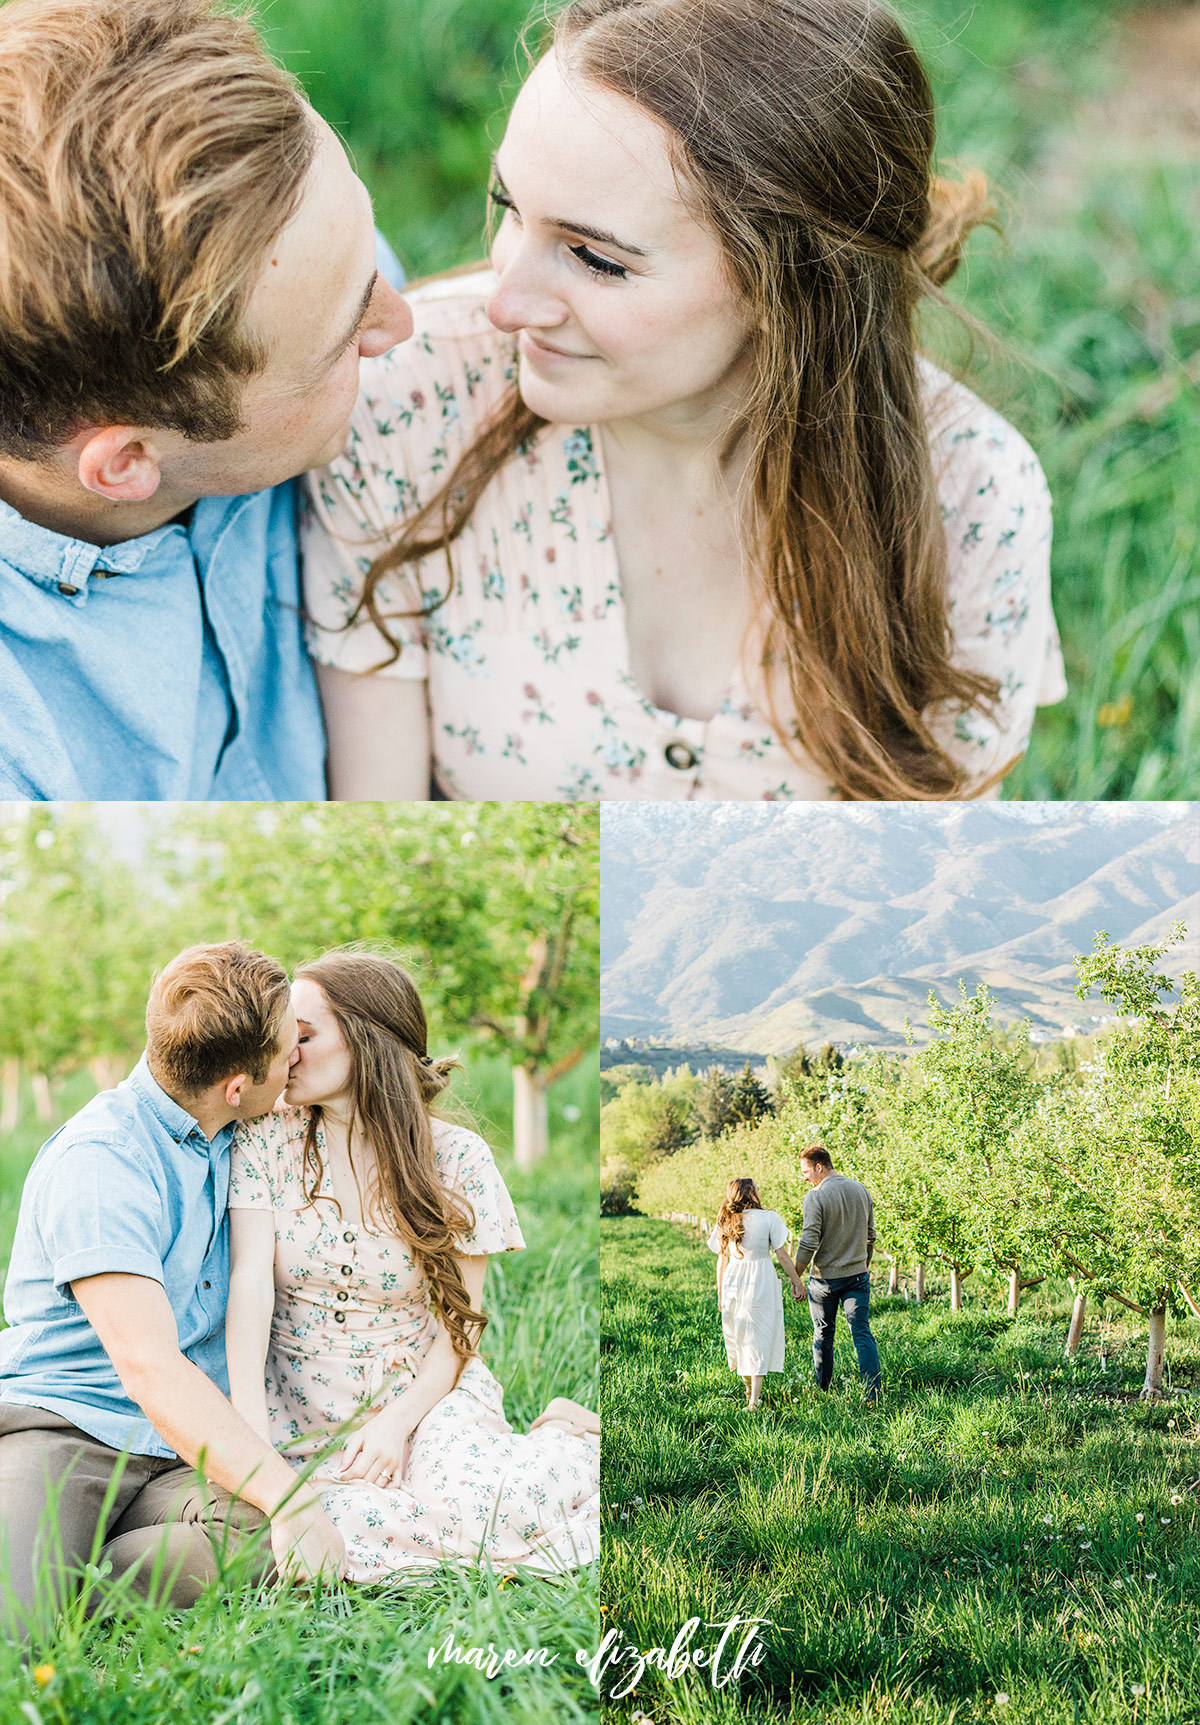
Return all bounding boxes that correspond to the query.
[0,0,315,458]
[146,942,291,1093]
[800,1143,834,1169]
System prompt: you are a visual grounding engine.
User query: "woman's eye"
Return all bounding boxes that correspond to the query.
[569,243,627,280]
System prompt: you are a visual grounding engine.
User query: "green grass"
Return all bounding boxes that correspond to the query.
[600,1217,1200,1723]
[250,0,1198,799]
[0,1059,601,1722]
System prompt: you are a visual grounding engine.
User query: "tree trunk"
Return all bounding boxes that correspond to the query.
[1141,1305,1168,1400]
[1178,1284,1200,1320]
[89,1055,125,1094]
[1008,1268,1022,1319]
[888,1262,899,1295]
[512,1064,548,1170]
[950,1267,965,1311]
[1065,1289,1087,1357]
[31,1072,52,1124]
[1,1056,18,1134]
[914,1264,926,1304]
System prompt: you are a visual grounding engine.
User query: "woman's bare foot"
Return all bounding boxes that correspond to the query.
[530,1395,601,1437]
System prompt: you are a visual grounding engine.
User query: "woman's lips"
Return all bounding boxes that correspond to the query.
[520,330,592,364]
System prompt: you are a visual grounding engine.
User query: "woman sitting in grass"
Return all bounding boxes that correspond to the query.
[304,0,1064,803]
[226,951,600,1582]
[708,1178,801,1410]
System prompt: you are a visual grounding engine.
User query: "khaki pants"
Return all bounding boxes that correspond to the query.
[0,1402,271,1638]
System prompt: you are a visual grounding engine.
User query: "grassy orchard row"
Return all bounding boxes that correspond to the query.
[634,924,1200,1400]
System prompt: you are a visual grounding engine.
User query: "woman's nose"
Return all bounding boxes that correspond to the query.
[486,234,568,334]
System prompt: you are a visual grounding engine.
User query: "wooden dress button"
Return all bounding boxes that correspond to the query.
[664,740,697,771]
[334,1310,345,1324]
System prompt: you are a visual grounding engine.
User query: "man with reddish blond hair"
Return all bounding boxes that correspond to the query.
[0,0,411,799]
[0,943,347,1637]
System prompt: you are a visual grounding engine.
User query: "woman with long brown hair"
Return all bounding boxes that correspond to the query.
[225,951,599,1580]
[708,1177,801,1408]
[304,0,1064,803]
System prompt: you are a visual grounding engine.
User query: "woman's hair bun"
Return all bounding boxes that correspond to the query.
[916,169,997,287]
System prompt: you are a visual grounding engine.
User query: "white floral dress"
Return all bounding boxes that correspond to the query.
[707,1210,789,1375]
[302,270,1067,801]
[227,1108,600,1581]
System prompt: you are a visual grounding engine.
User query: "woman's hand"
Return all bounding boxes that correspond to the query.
[339,1403,418,1489]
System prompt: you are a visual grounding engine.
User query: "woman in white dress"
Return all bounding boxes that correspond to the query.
[707,1178,801,1409]
[225,951,600,1582]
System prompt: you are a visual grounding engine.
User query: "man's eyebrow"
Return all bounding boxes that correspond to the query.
[491,158,648,258]
[319,270,379,368]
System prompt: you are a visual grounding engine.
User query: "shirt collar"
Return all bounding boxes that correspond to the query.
[0,492,191,605]
[128,1052,234,1154]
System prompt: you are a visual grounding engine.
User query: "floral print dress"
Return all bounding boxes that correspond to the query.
[227,1107,600,1581]
[302,271,1067,801]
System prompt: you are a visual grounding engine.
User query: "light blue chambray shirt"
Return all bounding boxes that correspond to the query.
[0,1055,235,1457]
[0,230,406,800]
[0,481,326,800]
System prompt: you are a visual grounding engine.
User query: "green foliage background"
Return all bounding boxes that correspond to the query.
[254,0,1198,799]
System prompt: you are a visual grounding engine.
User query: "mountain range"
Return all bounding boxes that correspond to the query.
[599,803,1198,1051]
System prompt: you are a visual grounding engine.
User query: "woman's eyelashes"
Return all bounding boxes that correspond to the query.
[489,184,628,280]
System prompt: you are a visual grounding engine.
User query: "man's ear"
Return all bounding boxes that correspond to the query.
[224,1072,251,1109]
[76,426,164,503]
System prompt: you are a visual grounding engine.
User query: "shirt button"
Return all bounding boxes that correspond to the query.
[334,1310,345,1324]
[336,1290,349,1302]
[202,1281,211,1290]
[340,1264,353,1276]
[665,740,697,771]
[58,582,79,596]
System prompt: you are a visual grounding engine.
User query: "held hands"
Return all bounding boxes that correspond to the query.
[339,1402,417,1490]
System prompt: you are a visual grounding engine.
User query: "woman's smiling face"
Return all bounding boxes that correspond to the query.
[284,976,353,1109]
[486,50,755,430]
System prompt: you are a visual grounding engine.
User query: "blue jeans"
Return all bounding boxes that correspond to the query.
[808,1272,882,1400]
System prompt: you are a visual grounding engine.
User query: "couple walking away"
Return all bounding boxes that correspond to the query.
[0,943,600,1639]
[0,0,1065,804]
[707,1147,882,1408]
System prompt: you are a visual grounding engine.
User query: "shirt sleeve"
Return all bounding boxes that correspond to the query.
[35,1141,167,1297]
[441,1127,526,1255]
[925,370,1068,788]
[707,1226,723,1255]
[227,1121,276,1211]
[793,1190,822,1271]
[769,1212,789,1251]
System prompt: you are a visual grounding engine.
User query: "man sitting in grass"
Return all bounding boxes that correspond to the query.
[0,0,411,800]
[0,943,346,1641]
[792,1143,883,1404]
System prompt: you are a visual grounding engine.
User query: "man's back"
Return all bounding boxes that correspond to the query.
[797,1173,876,1280]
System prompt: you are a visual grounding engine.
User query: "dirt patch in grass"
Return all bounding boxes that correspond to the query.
[1105,2,1200,155]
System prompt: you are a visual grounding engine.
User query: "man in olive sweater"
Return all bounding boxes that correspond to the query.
[791,1144,882,1402]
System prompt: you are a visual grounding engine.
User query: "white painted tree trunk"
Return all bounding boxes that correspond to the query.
[1008,1268,1022,1319]
[950,1267,965,1311]
[31,1072,52,1123]
[1141,1304,1167,1400]
[1,1057,18,1134]
[89,1055,125,1093]
[512,1065,548,1170]
[914,1264,926,1303]
[1065,1290,1087,1357]
[888,1262,899,1295]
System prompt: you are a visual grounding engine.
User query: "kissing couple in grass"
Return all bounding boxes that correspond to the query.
[0,942,599,1641]
[1,0,1065,805]
[708,1148,882,1409]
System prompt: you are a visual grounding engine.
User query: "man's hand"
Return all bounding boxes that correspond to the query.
[269,1496,347,1583]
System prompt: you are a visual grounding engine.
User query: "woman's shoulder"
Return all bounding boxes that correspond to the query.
[356,269,513,428]
[919,358,1051,518]
[232,1105,311,1156]
[431,1116,498,1179]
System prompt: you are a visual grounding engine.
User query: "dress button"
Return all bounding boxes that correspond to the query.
[337,1290,349,1302]
[340,1264,353,1276]
[58,582,79,596]
[334,1310,345,1324]
[343,1231,355,1243]
[664,740,697,771]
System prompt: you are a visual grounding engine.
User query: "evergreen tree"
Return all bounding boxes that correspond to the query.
[694,1066,736,1140]
[728,1062,775,1127]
